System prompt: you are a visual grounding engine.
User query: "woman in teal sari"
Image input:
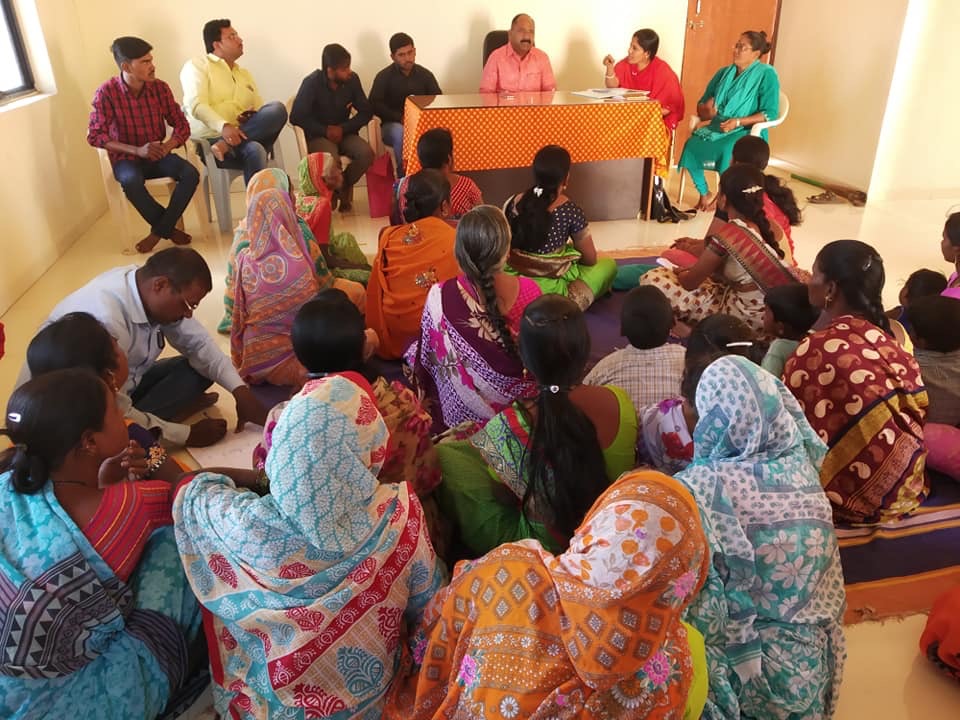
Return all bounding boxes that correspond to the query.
[0,369,202,720]
[435,294,638,558]
[678,30,780,212]
[676,355,846,719]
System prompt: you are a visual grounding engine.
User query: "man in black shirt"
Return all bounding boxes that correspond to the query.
[290,44,373,212]
[369,33,442,176]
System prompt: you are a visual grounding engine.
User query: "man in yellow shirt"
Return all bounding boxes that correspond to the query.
[180,19,287,184]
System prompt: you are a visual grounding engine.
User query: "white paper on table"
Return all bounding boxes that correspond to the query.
[571,88,630,99]
[186,425,263,470]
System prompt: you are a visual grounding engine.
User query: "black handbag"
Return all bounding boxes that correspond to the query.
[649,177,692,224]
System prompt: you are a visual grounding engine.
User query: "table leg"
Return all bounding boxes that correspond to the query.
[645,158,656,221]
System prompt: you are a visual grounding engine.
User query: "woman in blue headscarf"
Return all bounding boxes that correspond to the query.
[676,355,846,719]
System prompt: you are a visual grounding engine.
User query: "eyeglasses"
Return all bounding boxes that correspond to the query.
[733,43,753,51]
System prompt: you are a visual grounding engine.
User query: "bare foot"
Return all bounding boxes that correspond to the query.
[170,228,192,246]
[694,193,717,212]
[136,233,162,253]
[211,140,229,162]
[170,391,220,423]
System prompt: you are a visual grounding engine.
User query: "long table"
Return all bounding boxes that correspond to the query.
[401,92,670,220]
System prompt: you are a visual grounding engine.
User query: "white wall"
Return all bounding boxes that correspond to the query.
[869,0,960,202]
[0,0,105,315]
[772,0,908,191]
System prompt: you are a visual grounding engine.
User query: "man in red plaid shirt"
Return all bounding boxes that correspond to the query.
[88,36,200,253]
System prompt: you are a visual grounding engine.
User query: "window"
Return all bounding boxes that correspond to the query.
[0,0,33,100]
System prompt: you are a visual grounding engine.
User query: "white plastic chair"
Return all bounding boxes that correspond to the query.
[676,89,789,205]
[96,146,209,254]
[194,136,285,234]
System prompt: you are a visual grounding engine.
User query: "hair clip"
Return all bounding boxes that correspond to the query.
[862,257,873,271]
[725,341,753,348]
[742,185,763,194]
[532,186,544,197]
[7,413,21,424]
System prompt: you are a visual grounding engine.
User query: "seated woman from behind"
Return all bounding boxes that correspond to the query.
[640,163,797,335]
[785,240,928,524]
[296,152,372,284]
[367,169,461,359]
[731,135,802,263]
[677,355,845,720]
[174,373,443,719]
[230,187,328,387]
[504,145,616,309]
[26,311,182,481]
[0,369,203,720]
[407,205,541,429]
[435,294,638,557]
[396,128,483,222]
[252,289,443,515]
[385,469,711,720]
[219,167,365,334]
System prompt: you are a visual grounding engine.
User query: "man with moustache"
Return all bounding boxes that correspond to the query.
[88,36,199,254]
[180,19,288,185]
[291,44,374,212]
[480,13,557,94]
[369,32,442,176]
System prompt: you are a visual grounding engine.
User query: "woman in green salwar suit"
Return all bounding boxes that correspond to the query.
[679,30,780,211]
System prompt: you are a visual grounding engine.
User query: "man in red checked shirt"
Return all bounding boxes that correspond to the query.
[88,37,200,254]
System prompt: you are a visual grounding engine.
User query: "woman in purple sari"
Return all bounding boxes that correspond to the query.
[407,205,541,429]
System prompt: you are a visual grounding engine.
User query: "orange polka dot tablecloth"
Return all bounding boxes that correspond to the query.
[402,92,669,177]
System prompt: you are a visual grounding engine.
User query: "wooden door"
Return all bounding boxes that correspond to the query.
[675,0,781,155]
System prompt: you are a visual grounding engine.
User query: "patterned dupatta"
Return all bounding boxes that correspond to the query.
[784,315,928,524]
[384,469,709,719]
[174,375,441,718]
[678,356,846,719]
[231,188,324,384]
[296,152,335,246]
[707,216,797,291]
[408,276,538,428]
[0,479,187,688]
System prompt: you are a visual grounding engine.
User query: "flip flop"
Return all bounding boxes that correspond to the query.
[807,190,846,204]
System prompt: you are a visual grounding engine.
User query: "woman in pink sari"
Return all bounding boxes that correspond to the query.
[231,188,322,387]
[407,205,540,429]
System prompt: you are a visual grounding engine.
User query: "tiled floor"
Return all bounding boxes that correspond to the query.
[1,171,958,718]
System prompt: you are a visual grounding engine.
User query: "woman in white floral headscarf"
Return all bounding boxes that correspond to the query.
[174,374,442,719]
[676,355,846,719]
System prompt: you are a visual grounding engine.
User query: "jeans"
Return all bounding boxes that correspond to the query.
[113,154,200,238]
[212,101,288,184]
[307,134,374,203]
[130,356,214,420]
[381,121,404,176]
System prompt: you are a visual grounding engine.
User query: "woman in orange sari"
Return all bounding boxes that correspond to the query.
[385,469,711,719]
[366,169,460,359]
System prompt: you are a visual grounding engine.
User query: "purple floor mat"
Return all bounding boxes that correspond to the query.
[250,256,657,410]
